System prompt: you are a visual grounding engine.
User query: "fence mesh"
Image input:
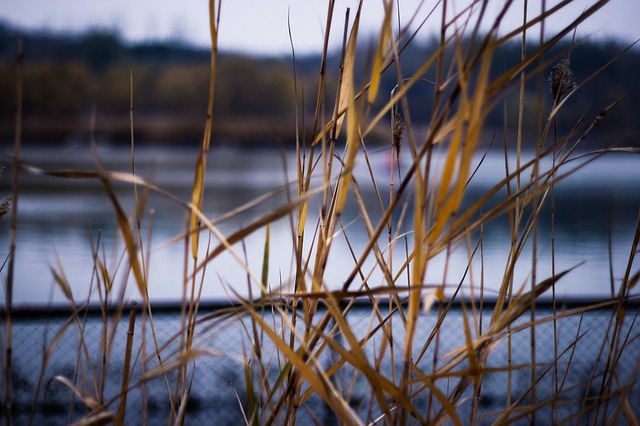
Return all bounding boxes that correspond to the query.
[3,301,639,425]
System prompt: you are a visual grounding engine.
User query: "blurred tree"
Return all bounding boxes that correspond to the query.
[153,65,210,112]
[0,61,14,115]
[73,30,126,71]
[216,56,294,117]
[0,22,638,146]
[94,63,160,113]
[23,62,94,115]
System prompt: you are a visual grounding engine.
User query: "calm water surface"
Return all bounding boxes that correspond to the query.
[2,145,639,306]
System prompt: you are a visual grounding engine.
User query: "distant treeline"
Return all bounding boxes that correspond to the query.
[0,23,638,147]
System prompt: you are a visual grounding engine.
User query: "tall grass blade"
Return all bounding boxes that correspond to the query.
[430,39,493,245]
[331,1,362,139]
[95,164,147,299]
[50,253,74,303]
[190,151,207,259]
[335,75,360,215]
[243,347,259,426]
[243,304,364,425]
[191,0,220,258]
[367,0,393,104]
[8,1,640,424]
[115,302,137,425]
[261,223,270,295]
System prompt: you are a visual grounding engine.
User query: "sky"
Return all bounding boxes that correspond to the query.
[1,0,638,55]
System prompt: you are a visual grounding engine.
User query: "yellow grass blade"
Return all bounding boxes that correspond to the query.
[192,0,220,257]
[261,223,270,294]
[422,288,445,314]
[367,0,393,103]
[50,375,103,412]
[244,306,364,425]
[203,0,219,153]
[628,270,640,289]
[335,81,359,215]
[411,373,464,426]
[192,185,323,278]
[115,301,137,425]
[460,302,480,386]
[332,1,361,137]
[190,151,207,258]
[243,351,259,426]
[429,40,494,245]
[51,252,73,302]
[322,333,430,422]
[405,167,426,373]
[491,267,575,332]
[70,411,115,426]
[322,297,393,416]
[95,164,147,299]
[297,201,308,239]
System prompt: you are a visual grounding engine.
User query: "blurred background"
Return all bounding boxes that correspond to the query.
[1,1,639,305]
[0,0,638,147]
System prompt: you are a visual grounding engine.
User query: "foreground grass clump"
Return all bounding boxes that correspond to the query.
[2,0,639,424]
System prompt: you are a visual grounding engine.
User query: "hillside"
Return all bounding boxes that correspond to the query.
[1,23,638,148]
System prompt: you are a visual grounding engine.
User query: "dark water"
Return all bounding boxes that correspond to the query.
[1,145,640,306]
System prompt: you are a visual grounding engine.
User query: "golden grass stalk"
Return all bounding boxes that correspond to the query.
[242,301,364,425]
[367,0,393,104]
[190,0,220,259]
[95,157,146,300]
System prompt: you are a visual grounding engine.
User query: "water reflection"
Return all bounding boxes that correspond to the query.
[1,145,639,306]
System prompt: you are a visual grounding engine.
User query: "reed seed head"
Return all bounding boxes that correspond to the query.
[0,197,11,219]
[392,111,406,154]
[549,56,576,101]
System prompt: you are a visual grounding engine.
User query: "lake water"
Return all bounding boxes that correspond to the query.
[2,145,640,307]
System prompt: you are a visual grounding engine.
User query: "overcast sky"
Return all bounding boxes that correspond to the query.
[1,0,638,55]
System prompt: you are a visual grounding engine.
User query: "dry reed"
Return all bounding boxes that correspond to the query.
[3,0,640,425]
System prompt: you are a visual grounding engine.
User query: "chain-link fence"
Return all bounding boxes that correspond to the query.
[4,300,639,425]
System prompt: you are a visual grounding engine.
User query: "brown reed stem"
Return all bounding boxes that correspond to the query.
[115,302,138,425]
[2,38,23,426]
